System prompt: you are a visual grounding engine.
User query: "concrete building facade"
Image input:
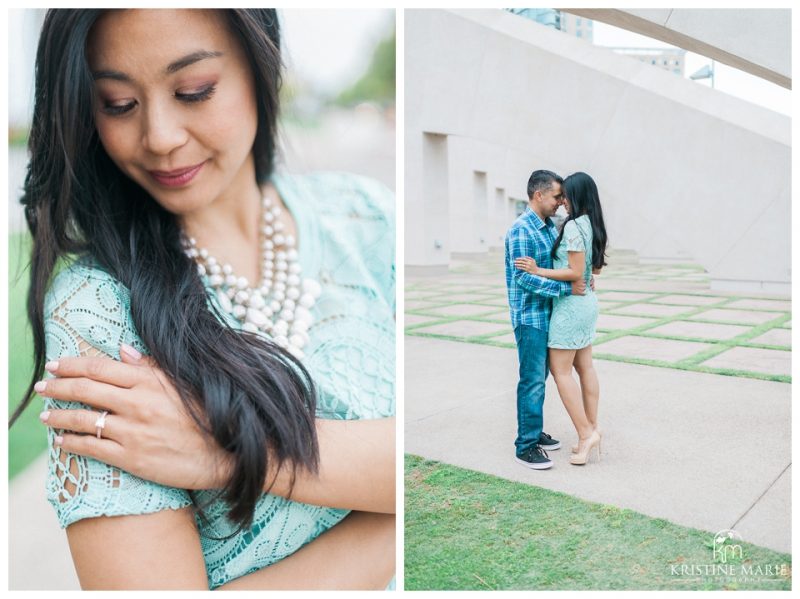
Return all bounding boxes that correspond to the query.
[405,9,790,292]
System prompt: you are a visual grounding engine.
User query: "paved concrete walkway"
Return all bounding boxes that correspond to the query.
[405,253,791,555]
[9,454,79,590]
[405,336,791,554]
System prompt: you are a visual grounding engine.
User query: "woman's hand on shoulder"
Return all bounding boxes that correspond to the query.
[38,347,396,513]
[38,346,231,490]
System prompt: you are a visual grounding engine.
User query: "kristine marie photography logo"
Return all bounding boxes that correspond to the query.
[668,529,790,584]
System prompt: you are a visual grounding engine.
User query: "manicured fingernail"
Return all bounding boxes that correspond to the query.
[34,381,47,393]
[54,435,64,446]
[120,343,142,360]
[45,361,59,373]
[39,411,50,422]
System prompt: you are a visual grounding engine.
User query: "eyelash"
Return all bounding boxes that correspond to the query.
[101,85,217,116]
[176,85,216,104]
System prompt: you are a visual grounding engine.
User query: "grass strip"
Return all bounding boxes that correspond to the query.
[406,331,790,383]
[405,455,791,591]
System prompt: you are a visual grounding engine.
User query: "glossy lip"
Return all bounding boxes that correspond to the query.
[147,161,206,188]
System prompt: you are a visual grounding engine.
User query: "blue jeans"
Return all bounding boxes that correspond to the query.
[513,324,549,456]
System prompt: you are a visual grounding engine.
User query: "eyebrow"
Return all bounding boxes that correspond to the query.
[92,50,224,82]
[165,50,223,74]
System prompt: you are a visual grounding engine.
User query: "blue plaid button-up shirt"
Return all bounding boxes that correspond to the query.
[504,207,571,330]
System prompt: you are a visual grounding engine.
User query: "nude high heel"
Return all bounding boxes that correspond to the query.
[570,430,601,465]
[571,426,601,453]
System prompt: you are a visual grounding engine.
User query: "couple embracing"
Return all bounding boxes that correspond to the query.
[504,170,608,470]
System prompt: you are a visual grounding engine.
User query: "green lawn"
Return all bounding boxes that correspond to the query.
[405,455,791,591]
[8,232,47,479]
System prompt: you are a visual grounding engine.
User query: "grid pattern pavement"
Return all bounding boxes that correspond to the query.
[406,252,791,383]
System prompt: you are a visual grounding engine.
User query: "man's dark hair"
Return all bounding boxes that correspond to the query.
[527,170,563,199]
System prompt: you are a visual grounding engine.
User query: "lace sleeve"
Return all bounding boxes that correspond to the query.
[564,220,585,253]
[43,262,192,529]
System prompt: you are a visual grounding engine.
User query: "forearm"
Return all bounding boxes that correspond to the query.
[514,271,566,297]
[216,511,395,590]
[532,266,581,282]
[265,417,396,513]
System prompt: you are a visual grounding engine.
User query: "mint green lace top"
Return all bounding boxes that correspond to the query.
[42,172,395,589]
[548,214,598,350]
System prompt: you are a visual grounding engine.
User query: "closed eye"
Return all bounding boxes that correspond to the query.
[176,85,216,103]
[102,101,136,116]
[99,85,216,117]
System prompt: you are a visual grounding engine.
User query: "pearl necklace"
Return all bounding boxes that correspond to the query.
[182,193,321,359]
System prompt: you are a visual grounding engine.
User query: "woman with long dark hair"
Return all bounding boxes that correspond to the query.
[11,8,394,589]
[515,172,607,466]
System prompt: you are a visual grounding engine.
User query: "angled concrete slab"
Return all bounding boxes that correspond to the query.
[725,298,792,312]
[410,319,509,339]
[597,314,659,331]
[690,309,782,325]
[597,301,624,312]
[405,314,446,328]
[472,297,512,307]
[597,291,660,302]
[476,310,510,324]
[405,299,451,311]
[652,294,725,306]
[419,303,503,318]
[406,290,451,301]
[701,346,791,377]
[611,303,696,318]
[647,320,753,341]
[595,336,714,363]
[420,293,500,303]
[749,328,791,347]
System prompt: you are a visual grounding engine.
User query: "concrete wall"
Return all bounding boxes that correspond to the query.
[566,9,791,88]
[405,9,790,292]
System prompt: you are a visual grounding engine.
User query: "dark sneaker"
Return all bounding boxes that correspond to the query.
[538,431,561,450]
[515,445,553,470]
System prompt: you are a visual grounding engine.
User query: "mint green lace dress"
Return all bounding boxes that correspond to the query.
[547,215,598,349]
[42,172,395,589]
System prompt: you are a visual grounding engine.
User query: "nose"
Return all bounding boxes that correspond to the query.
[141,100,189,156]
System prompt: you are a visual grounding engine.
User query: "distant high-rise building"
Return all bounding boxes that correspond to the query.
[506,8,561,30]
[559,13,594,42]
[505,8,592,42]
[609,47,687,76]
[506,9,683,75]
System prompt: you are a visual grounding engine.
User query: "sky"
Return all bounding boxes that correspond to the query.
[592,21,791,117]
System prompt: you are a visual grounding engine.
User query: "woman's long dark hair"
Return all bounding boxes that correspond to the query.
[552,172,608,270]
[11,9,319,533]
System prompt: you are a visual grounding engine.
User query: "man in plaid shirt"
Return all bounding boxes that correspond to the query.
[505,170,586,470]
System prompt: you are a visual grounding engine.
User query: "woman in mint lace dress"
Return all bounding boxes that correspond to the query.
[515,172,607,467]
[10,9,394,589]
